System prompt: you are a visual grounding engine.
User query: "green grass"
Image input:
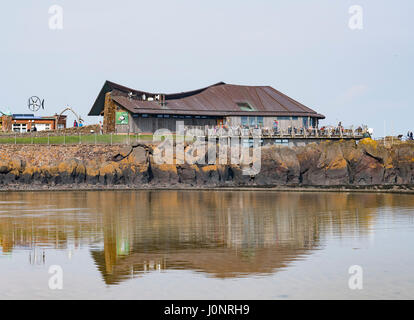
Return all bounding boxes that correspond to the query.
[0,134,155,145]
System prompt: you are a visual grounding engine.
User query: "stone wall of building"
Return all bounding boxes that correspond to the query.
[0,116,12,132]
[103,92,116,133]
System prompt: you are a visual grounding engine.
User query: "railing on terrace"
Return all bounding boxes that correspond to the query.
[183,126,366,139]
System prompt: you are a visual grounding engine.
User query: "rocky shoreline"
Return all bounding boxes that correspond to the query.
[0,138,413,191]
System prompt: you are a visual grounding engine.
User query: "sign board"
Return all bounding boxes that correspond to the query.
[116,112,129,125]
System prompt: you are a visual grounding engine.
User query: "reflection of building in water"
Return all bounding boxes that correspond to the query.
[88,191,396,284]
[1,191,412,284]
[0,194,101,256]
[29,249,46,265]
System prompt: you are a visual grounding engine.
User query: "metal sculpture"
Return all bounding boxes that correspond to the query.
[56,106,84,128]
[28,96,44,112]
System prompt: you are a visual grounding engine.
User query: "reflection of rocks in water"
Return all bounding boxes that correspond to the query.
[1,191,414,284]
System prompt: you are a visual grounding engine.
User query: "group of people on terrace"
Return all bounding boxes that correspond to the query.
[184,121,366,138]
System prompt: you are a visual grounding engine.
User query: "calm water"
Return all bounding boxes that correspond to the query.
[0,190,413,299]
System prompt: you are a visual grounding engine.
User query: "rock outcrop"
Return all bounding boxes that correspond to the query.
[0,139,413,189]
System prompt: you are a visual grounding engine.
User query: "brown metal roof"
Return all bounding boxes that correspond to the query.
[88,80,325,119]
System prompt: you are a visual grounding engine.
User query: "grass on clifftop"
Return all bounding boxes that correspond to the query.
[0,134,155,145]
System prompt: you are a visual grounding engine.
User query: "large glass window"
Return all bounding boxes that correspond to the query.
[249,117,256,126]
[240,116,264,127]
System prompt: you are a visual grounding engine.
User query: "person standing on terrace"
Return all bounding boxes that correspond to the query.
[273,120,278,134]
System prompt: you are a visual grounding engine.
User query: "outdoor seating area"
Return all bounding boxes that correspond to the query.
[182,124,369,139]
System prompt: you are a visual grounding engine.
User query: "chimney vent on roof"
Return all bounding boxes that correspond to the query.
[128,92,136,100]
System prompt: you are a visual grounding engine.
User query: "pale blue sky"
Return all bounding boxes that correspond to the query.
[1,1,413,136]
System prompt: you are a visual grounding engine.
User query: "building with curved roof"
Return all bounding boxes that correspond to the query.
[89,81,325,134]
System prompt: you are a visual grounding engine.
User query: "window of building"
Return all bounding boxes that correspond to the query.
[241,116,265,127]
[249,117,256,126]
[13,124,21,132]
[242,138,264,148]
[302,117,308,127]
[292,116,298,120]
[237,102,254,112]
[274,139,289,145]
[12,123,27,133]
